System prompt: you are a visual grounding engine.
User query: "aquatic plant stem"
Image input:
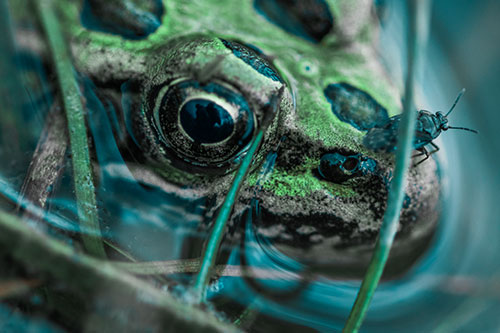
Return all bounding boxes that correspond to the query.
[193,130,264,302]
[343,0,431,332]
[34,0,105,258]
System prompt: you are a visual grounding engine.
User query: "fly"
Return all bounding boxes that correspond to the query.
[363,89,477,164]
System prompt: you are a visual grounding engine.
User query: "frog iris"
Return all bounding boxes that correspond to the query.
[153,79,256,169]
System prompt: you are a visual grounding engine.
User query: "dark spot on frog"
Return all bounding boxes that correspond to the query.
[344,157,359,171]
[324,82,389,130]
[220,39,282,82]
[81,0,164,39]
[254,0,334,43]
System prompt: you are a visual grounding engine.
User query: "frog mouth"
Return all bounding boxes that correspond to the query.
[240,158,442,279]
[248,202,438,279]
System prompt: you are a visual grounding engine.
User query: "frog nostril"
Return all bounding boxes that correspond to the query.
[317,152,377,184]
[318,153,352,183]
[343,157,359,172]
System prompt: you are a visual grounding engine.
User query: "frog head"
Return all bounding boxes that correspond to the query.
[57,0,441,278]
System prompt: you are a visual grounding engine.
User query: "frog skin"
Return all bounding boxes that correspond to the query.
[18,0,441,278]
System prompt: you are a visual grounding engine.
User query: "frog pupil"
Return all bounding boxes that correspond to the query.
[179,99,234,144]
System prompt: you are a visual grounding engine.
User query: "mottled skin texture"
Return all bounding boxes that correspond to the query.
[22,0,440,278]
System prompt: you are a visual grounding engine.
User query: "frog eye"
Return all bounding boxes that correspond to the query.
[152,80,255,169]
[127,36,286,175]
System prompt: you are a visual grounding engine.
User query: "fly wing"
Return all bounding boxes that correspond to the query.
[362,127,398,152]
[413,111,438,149]
[362,116,400,152]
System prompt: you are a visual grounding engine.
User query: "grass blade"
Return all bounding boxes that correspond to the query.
[193,88,283,302]
[343,0,432,331]
[114,260,301,281]
[193,130,264,302]
[0,0,30,154]
[34,0,105,258]
[18,103,67,215]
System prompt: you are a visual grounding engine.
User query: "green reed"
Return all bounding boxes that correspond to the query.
[343,0,432,331]
[34,0,105,258]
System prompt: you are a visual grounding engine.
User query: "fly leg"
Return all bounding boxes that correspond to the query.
[412,147,427,158]
[413,147,429,166]
[428,142,440,155]
[415,142,440,166]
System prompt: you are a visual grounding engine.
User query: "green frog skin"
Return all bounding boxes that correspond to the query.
[17,0,441,278]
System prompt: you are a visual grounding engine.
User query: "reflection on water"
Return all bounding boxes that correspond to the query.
[1,0,499,332]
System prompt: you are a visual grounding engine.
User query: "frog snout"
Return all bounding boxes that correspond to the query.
[243,128,442,279]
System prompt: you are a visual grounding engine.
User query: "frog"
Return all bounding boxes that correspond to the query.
[13,0,441,280]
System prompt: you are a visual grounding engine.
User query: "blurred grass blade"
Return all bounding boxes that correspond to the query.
[115,258,201,275]
[34,0,105,258]
[233,302,258,329]
[343,0,432,332]
[0,0,28,153]
[18,103,68,216]
[0,210,237,332]
[114,260,300,280]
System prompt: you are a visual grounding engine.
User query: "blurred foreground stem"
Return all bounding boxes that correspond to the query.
[0,210,237,332]
[343,0,432,331]
[33,0,105,258]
